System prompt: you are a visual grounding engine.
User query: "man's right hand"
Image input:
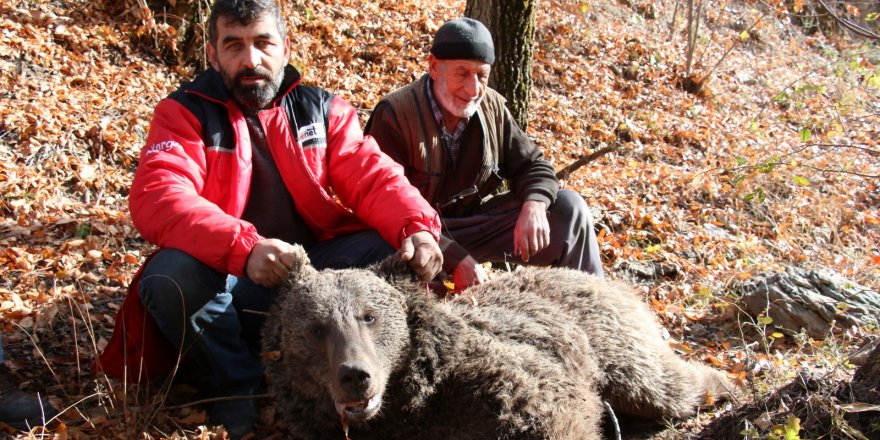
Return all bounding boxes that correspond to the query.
[452,255,489,293]
[399,231,444,281]
[246,239,303,287]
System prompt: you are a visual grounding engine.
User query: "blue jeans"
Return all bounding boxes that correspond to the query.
[138,230,394,395]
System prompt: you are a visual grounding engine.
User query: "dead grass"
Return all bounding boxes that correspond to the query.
[0,0,877,438]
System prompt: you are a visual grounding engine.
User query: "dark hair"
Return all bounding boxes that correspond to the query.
[208,0,287,44]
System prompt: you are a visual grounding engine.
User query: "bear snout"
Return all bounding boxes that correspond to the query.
[338,361,373,397]
[334,360,383,422]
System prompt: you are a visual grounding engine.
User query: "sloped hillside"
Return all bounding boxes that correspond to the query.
[0,0,877,438]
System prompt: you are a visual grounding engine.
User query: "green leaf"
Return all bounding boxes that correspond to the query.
[646,244,661,254]
[866,12,880,21]
[784,415,801,440]
[735,157,748,166]
[76,223,92,239]
[867,74,880,89]
[740,427,760,437]
[759,315,774,325]
[740,30,749,40]
[580,3,589,13]
[792,175,810,186]
[758,157,779,173]
[798,127,812,142]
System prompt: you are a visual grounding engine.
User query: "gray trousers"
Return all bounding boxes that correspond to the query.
[442,189,604,277]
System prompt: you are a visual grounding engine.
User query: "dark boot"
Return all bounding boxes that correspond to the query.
[210,397,258,439]
[0,366,57,431]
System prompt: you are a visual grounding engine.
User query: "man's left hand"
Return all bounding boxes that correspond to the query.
[399,231,443,281]
[513,200,550,262]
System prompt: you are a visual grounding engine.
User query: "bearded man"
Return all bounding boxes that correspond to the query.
[366,18,604,293]
[97,0,443,437]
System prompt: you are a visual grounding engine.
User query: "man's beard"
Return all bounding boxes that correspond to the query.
[221,66,284,111]
[436,77,481,119]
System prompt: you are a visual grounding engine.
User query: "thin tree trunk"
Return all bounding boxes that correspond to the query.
[121,0,208,68]
[465,0,537,130]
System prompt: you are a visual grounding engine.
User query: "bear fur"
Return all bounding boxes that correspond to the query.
[261,248,733,440]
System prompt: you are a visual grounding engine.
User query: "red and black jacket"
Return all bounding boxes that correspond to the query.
[98,66,439,382]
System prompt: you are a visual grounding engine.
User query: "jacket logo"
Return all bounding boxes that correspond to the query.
[145,140,182,155]
[297,122,327,149]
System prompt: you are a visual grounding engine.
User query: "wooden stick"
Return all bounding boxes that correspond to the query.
[555,144,619,180]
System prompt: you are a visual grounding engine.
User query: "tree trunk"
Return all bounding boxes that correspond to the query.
[110,0,208,68]
[465,0,537,130]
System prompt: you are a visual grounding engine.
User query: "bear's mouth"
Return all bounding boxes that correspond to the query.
[335,393,382,422]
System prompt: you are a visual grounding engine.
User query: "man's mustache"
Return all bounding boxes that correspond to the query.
[234,67,273,84]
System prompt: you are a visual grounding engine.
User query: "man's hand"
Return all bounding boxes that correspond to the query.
[398,231,443,281]
[246,239,304,287]
[513,200,550,263]
[452,255,489,293]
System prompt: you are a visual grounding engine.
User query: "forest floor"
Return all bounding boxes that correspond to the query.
[0,0,878,438]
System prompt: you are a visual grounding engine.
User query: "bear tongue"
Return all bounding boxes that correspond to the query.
[339,399,366,412]
[335,394,381,421]
[335,399,367,420]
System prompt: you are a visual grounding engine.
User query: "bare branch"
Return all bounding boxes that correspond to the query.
[816,0,880,40]
[798,164,879,179]
[701,8,771,83]
[556,144,620,180]
[669,0,681,39]
[805,143,880,157]
[729,159,880,179]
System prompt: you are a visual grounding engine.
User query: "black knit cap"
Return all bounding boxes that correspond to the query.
[430,18,495,65]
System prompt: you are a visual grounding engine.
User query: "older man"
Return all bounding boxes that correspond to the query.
[366,18,604,292]
[98,0,442,437]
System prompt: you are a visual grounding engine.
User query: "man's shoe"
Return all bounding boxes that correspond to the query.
[210,398,258,439]
[0,370,57,431]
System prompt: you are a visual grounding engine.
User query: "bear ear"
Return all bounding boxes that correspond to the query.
[373,252,419,283]
[281,244,317,286]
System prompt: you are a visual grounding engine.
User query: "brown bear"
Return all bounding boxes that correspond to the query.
[261,247,733,440]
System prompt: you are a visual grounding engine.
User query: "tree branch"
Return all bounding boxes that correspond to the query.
[701,8,770,83]
[816,0,880,40]
[555,144,619,180]
[800,165,879,179]
[729,160,880,179]
[805,142,880,157]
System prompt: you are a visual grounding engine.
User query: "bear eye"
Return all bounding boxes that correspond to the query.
[310,325,326,339]
[362,314,376,324]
